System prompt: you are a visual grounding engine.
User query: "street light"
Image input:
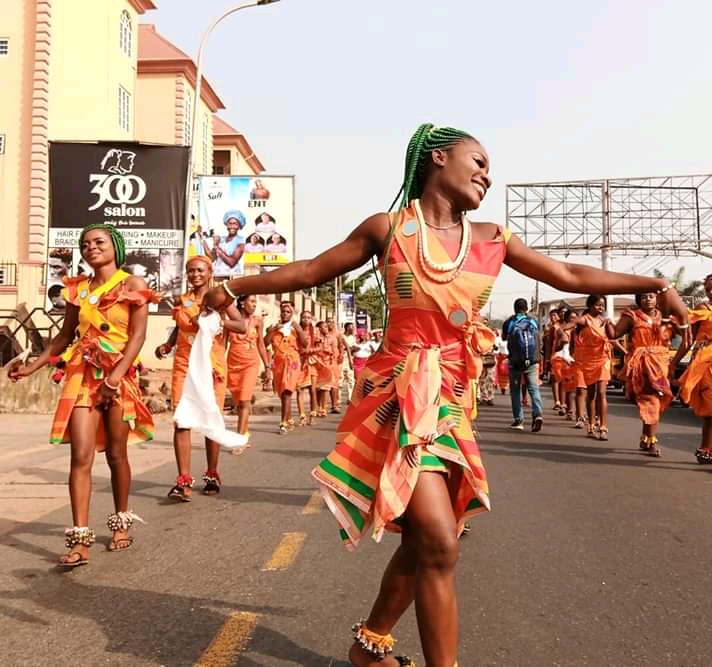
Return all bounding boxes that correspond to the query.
[182,0,281,288]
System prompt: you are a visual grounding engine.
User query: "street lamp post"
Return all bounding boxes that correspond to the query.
[182,0,281,288]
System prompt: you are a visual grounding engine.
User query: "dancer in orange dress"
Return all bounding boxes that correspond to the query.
[9,224,157,568]
[315,320,339,416]
[264,301,307,434]
[550,308,577,420]
[296,311,332,422]
[326,316,351,413]
[613,292,677,457]
[204,124,688,667]
[572,295,616,440]
[227,294,271,443]
[155,256,244,500]
[672,274,712,463]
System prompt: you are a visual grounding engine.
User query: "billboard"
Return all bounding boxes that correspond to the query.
[48,141,189,312]
[192,175,295,276]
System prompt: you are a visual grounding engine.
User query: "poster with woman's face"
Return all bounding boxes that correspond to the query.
[195,175,294,267]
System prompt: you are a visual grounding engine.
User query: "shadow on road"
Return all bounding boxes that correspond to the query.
[1,567,318,667]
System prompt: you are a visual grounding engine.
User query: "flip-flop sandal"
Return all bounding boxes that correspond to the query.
[107,536,134,552]
[167,485,191,502]
[57,551,89,569]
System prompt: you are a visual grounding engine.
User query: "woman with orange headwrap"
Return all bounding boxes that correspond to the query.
[227,294,271,444]
[156,255,245,500]
[672,274,712,463]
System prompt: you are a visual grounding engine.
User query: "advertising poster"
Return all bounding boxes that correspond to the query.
[192,175,295,277]
[338,291,355,322]
[48,141,189,313]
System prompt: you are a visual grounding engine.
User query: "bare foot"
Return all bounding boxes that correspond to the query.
[348,643,401,667]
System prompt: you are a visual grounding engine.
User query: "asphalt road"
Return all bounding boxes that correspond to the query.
[0,390,710,667]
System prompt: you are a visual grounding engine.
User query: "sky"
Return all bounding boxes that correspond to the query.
[151,0,712,317]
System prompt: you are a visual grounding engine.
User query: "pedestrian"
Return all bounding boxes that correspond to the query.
[671,274,712,463]
[264,301,307,433]
[502,298,544,431]
[613,292,677,457]
[341,322,357,403]
[155,256,245,500]
[9,223,158,567]
[226,294,272,446]
[203,123,689,667]
[495,332,510,394]
[572,295,617,440]
[352,331,377,378]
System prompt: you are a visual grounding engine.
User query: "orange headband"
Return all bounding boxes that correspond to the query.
[186,255,213,269]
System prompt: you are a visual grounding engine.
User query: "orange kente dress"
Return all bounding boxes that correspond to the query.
[620,308,673,425]
[50,270,159,449]
[270,325,301,395]
[297,326,333,390]
[171,293,226,410]
[573,314,612,387]
[679,304,712,417]
[227,315,263,402]
[312,205,504,550]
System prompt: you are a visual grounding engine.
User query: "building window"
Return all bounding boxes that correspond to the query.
[184,90,193,146]
[119,11,132,56]
[202,114,210,174]
[0,134,5,154]
[0,39,8,56]
[118,86,131,132]
[213,165,225,175]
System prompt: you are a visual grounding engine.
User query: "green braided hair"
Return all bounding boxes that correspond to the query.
[78,223,126,266]
[375,124,476,332]
[390,123,476,211]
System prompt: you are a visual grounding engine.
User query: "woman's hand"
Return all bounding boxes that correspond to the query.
[203,284,233,312]
[659,288,691,347]
[98,376,121,409]
[7,363,32,382]
[155,343,172,359]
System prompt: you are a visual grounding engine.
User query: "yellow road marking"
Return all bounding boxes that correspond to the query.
[194,611,259,667]
[262,531,306,571]
[301,490,324,514]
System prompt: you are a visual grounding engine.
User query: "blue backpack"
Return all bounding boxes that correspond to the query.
[506,316,540,369]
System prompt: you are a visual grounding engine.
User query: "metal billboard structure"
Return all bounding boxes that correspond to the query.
[506,174,712,266]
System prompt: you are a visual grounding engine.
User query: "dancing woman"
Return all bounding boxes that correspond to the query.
[672,274,712,463]
[204,124,688,667]
[226,294,271,443]
[9,224,158,567]
[155,255,244,500]
[572,295,616,440]
[550,309,577,420]
[613,292,677,456]
[264,301,307,433]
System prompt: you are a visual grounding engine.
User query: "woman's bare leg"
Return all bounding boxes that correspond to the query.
[63,407,101,562]
[351,472,460,667]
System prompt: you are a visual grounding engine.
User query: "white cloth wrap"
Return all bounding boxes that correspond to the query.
[173,311,247,451]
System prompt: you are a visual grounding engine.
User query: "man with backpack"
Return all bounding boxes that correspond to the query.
[502,298,544,432]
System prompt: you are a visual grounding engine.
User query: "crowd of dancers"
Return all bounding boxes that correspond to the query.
[7,122,704,666]
[476,284,712,463]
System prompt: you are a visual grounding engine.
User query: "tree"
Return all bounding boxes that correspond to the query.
[653,266,705,300]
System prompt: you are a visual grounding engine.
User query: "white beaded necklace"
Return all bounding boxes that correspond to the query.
[413,199,470,274]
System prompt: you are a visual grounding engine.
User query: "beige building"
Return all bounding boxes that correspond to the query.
[0,1,273,364]
[0,0,157,313]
